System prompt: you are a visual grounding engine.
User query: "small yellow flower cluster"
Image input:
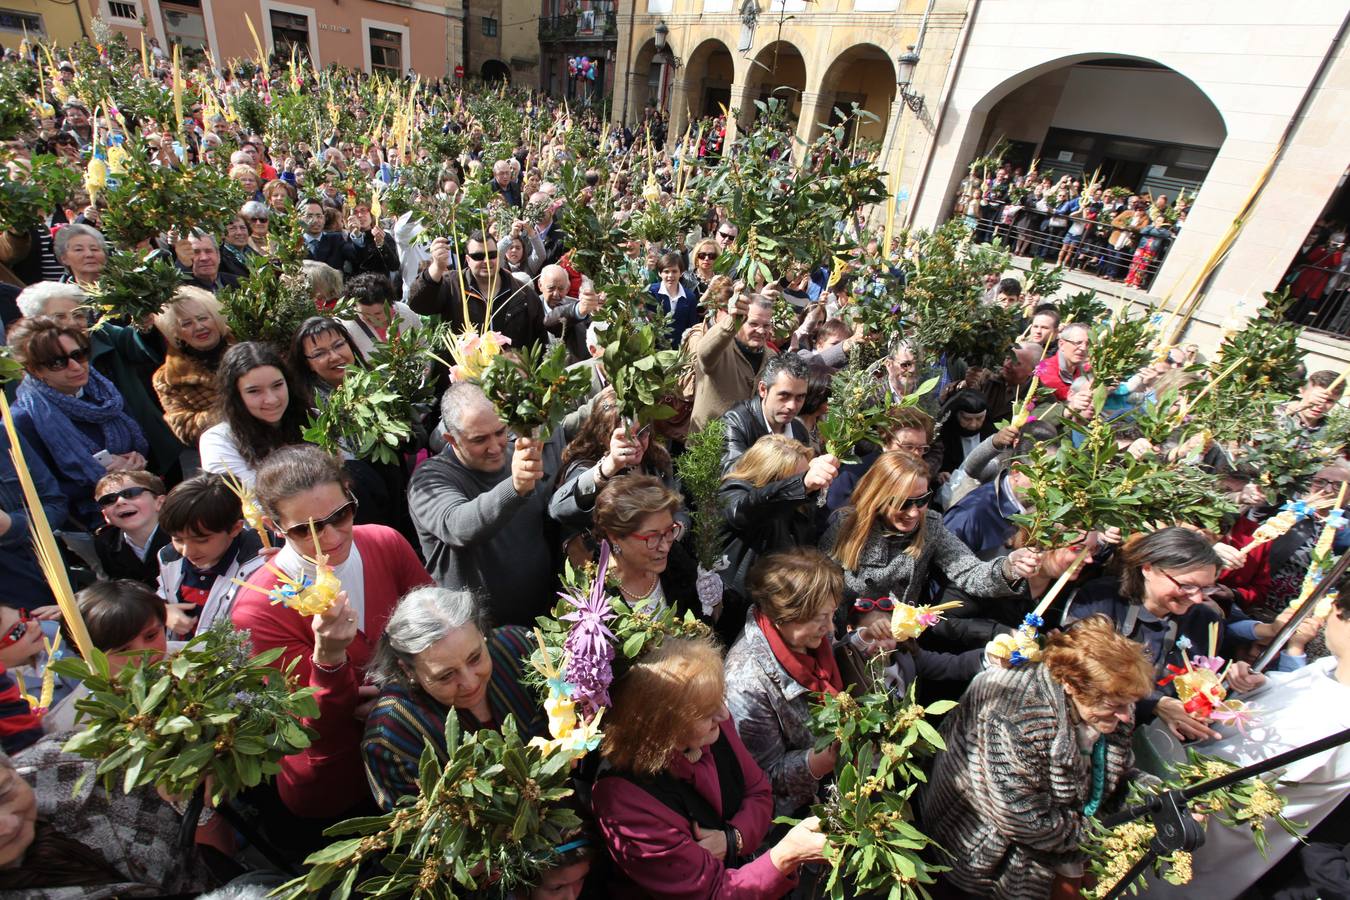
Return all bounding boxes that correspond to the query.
[1166,850,1193,885]
[1244,781,1285,822]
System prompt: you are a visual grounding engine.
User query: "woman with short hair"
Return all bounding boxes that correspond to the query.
[362,586,546,810]
[52,223,106,286]
[920,615,1155,899]
[724,548,847,817]
[152,286,235,445]
[233,445,431,820]
[591,474,699,617]
[9,316,148,529]
[592,636,829,899]
[340,271,423,358]
[821,451,1039,606]
[218,213,257,282]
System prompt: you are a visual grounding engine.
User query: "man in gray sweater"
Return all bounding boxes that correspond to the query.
[407,381,561,626]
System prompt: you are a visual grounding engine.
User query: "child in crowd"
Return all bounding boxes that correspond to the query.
[0,604,45,754]
[156,473,265,639]
[92,470,170,586]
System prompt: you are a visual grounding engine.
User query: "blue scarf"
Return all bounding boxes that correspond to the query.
[14,368,148,486]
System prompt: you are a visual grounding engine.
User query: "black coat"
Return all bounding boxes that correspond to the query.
[407,267,548,353]
[718,474,827,608]
[305,232,356,272]
[720,397,811,474]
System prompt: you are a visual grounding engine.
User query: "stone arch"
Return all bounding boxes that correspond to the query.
[741,39,808,129]
[480,59,511,84]
[679,38,736,125]
[813,42,898,149]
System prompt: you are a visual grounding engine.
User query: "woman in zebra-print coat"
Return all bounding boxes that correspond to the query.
[919,615,1156,900]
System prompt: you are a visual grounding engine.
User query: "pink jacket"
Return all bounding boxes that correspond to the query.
[592,720,798,899]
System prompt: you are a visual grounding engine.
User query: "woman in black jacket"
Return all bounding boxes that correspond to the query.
[717,434,838,641]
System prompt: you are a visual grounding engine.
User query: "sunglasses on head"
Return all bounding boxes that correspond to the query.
[466,250,499,261]
[0,610,32,649]
[43,346,90,371]
[853,596,896,613]
[279,497,358,542]
[97,485,154,508]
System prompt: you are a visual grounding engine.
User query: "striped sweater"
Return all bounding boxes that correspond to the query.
[918,664,1136,900]
[361,625,548,810]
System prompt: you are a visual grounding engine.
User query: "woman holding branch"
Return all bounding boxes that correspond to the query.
[821,451,1039,606]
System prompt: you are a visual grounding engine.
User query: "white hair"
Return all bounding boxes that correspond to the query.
[51,223,106,261]
[16,281,87,319]
[366,586,487,688]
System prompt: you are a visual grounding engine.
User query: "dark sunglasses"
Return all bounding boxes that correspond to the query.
[97,485,154,508]
[894,491,933,512]
[43,346,90,371]
[853,596,896,613]
[248,216,268,223]
[717,231,735,239]
[0,610,32,649]
[279,497,358,542]
[696,251,718,260]
[466,250,499,261]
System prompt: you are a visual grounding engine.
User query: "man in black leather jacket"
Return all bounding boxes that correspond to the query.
[720,353,811,473]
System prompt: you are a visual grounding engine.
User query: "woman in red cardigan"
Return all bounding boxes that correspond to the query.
[233,445,432,820]
[591,636,828,899]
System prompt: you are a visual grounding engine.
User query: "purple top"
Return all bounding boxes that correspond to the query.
[592,719,798,899]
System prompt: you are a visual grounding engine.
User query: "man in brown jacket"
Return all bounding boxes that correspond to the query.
[688,288,776,431]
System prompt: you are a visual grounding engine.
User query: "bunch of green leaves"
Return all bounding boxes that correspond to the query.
[1082,749,1298,899]
[802,676,953,899]
[100,142,246,245]
[627,192,701,249]
[891,221,1010,362]
[1010,418,1233,547]
[1185,290,1305,445]
[0,346,25,384]
[1087,309,1157,412]
[111,76,175,130]
[1315,404,1350,458]
[479,342,592,441]
[944,295,1021,370]
[230,90,269,137]
[49,620,318,806]
[278,716,582,900]
[1022,256,1064,298]
[368,318,448,411]
[675,418,727,572]
[219,257,317,350]
[1231,427,1327,501]
[817,362,934,464]
[1056,290,1109,326]
[0,153,81,233]
[554,159,626,279]
[598,319,683,425]
[304,367,412,466]
[0,62,35,141]
[86,249,187,323]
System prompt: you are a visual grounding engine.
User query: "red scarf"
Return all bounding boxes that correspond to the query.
[754,608,844,696]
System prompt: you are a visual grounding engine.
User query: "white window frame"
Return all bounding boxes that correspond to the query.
[645,0,672,13]
[0,7,45,35]
[104,0,141,22]
[851,0,898,10]
[260,0,321,68]
[362,17,409,77]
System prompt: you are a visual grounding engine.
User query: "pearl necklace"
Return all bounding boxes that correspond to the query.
[618,571,659,602]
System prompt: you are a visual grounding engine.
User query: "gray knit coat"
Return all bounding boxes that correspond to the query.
[919,664,1136,900]
[819,508,1024,603]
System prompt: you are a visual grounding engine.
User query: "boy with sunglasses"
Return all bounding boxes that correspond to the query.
[92,471,169,588]
[155,473,264,638]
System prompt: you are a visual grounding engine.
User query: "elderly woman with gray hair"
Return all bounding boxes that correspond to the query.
[52,222,107,286]
[361,586,547,810]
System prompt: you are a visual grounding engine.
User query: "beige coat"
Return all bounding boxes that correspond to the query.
[688,312,773,432]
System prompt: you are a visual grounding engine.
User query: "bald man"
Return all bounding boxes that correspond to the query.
[536,265,601,363]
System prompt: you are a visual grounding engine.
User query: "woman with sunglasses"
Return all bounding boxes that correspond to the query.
[1059,526,1270,743]
[340,272,424,360]
[200,341,309,487]
[592,475,701,618]
[719,435,839,640]
[9,316,149,530]
[689,238,720,298]
[550,388,678,562]
[233,445,431,821]
[822,451,1039,612]
[151,286,235,445]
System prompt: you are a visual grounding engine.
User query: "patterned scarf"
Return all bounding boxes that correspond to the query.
[14,368,148,486]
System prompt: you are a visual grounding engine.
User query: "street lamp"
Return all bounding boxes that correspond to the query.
[654,19,668,50]
[896,45,924,113]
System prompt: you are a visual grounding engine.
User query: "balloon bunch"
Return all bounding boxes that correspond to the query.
[568,56,597,81]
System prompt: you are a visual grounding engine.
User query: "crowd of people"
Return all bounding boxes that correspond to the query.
[0,30,1347,900]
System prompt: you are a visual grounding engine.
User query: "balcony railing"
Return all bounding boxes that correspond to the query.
[538,11,617,42]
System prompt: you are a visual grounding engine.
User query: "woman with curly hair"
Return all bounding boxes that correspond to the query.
[152,286,235,445]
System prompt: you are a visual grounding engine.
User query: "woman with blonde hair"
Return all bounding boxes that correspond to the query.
[592,636,828,899]
[718,434,838,636]
[724,548,847,817]
[152,286,235,445]
[689,237,721,298]
[920,615,1156,899]
[821,450,1038,604]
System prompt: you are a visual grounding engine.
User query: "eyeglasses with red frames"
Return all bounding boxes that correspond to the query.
[853,596,896,613]
[628,521,685,551]
[0,610,33,649]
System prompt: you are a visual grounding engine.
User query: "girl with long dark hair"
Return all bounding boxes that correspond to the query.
[198,341,310,485]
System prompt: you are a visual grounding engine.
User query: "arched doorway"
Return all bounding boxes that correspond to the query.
[815,43,897,149]
[627,38,661,122]
[741,40,806,129]
[481,59,511,84]
[680,39,735,125]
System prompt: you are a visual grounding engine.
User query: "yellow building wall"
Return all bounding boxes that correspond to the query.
[499,0,539,83]
[0,0,90,49]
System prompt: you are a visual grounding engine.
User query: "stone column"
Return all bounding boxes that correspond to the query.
[724,82,749,145]
[794,90,830,162]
